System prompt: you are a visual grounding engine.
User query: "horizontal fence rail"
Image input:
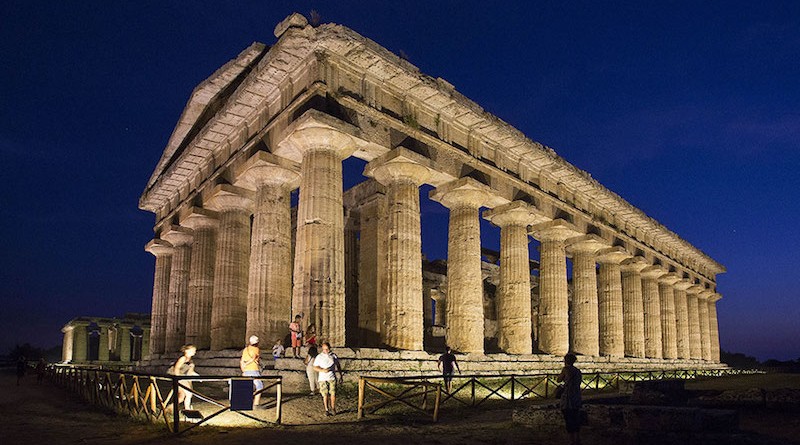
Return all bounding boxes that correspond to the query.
[357,368,757,422]
[46,365,282,434]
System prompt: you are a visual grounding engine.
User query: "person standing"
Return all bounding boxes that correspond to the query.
[437,346,460,392]
[304,345,319,395]
[289,315,303,358]
[16,356,26,386]
[170,344,198,410]
[312,342,337,416]
[557,353,583,445]
[240,335,263,409]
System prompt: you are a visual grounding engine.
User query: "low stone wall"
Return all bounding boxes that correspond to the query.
[694,387,800,410]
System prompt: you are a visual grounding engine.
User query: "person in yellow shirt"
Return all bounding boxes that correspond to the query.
[240,335,263,408]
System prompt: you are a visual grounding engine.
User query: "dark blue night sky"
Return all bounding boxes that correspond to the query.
[1,1,798,360]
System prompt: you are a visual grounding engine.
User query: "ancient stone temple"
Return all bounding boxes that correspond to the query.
[61,314,150,364]
[139,13,725,373]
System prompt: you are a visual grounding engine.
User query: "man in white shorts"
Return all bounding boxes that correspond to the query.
[312,342,337,416]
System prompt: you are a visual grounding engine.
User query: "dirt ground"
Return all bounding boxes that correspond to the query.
[3,369,800,445]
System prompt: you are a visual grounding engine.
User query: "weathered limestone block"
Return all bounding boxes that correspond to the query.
[145,239,173,355]
[596,247,630,358]
[620,257,647,358]
[180,207,218,350]
[564,234,607,357]
[641,266,666,359]
[485,201,548,355]
[430,177,496,354]
[686,286,703,359]
[658,273,680,360]
[697,290,712,361]
[236,151,301,347]
[276,112,361,346]
[206,184,254,350]
[673,279,692,359]
[365,148,434,351]
[161,226,194,352]
[530,219,581,356]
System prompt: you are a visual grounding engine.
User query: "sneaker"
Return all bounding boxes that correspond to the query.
[325,410,331,416]
[331,408,337,416]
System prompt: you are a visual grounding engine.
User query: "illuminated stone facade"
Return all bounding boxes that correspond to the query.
[139,14,725,366]
[61,314,150,364]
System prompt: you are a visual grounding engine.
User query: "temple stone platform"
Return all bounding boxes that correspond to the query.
[136,348,727,392]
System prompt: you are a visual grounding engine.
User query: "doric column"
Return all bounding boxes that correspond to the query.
[686,285,703,359]
[697,290,712,360]
[206,184,254,350]
[596,247,630,358]
[236,151,301,347]
[161,226,193,352]
[365,148,434,351]
[431,289,446,326]
[357,193,386,347]
[344,207,360,347]
[564,235,607,357]
[641,266,666,359]
[276,112,359,346]
[708,293,722,362]
[530,220,581,356]
[430,178,494,354]
[658,273,680,359]
[673,279,692,359]
[620,257,647,358]
[180,207,218,350]
[145,239,173,355]
[486,202,547,355]
[73,323,88,362]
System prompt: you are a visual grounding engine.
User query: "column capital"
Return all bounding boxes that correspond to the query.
[274,110,367,162]
[530,219,582,242]
[484,201,549,228]
[205,184,254,213]
[430,177,501,209]
[235,150,301,191]
[686,284,705,295]
[658,272,681,286]
[641,265,668,279]
[179,206,219,230]
[145,239,173,257]
[708,292,723,303]
[620,256,649,273]
[596,246,631,264]
[160,225,194,247]
[697,289,714,300]
[364,147,435,186]
[673,279,693,291]
[565,233,608,255]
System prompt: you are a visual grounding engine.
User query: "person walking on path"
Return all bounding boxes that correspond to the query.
[437,346,460,392]
[289,315,303,358]
[169,344,198,410]
[240,336,263,409]
[313,342,338,416]
[16,356,26,386]
[35,358,46,384]
[557,353,583,445]
[304,345,319,395]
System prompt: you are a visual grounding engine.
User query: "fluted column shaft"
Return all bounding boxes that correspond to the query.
[357,195,386,347]
[673,282,691,359]
[641,268,664,359]
[146,240,172,355]
[570,249,599,356]
[208,186,253,350]
[708,295,721,362]
[658,276,679,359]
[496,220,533,354]
[165,237,192,352]
[687,290,702,359]
[598,259,625,357]
[183,211,218,350]
[293,148,347,345]
[698,293,712,360]
[621,260,646,358]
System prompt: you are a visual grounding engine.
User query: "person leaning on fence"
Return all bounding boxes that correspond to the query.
[304,345,319,395]
[169,344,198,410]
[557,353,583,445]
[437,346,460,392]
[240,335,263,409]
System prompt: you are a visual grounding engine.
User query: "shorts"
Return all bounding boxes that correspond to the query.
[242,370,263,391]
[292,334,302,348]
[442,371,454,384]
[562,408,581,433]
[319,379,336,396]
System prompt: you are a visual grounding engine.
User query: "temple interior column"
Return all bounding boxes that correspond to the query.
[206,184,254,350]
[145,239,173,355]
[564,235,606,357]
[673,279,692,359]
[620,257,647,358]
[641,266,666,359]
[357,193,386,347]
[658,273,680,360]
[180,207,218,350]
[237,152,301,347]
[365,148,433,351]
[162,226,194,352]
[344,207,360,347]
[431,178,492,354]
[708,293,722,362]
[486,202,546,355]
[596,247,629,358]
[697,290,712,360]
[73,323,88,362]
[530,220,581,356]
[686,285,703,359]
